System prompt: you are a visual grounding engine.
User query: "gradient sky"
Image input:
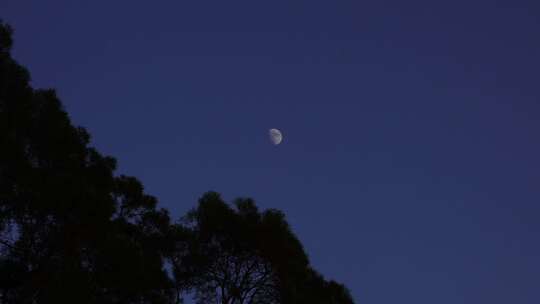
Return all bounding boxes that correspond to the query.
[2,1,540,303]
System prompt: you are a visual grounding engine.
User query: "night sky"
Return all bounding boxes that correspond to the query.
[2,1,540,303]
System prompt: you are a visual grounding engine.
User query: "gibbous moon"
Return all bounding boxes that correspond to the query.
[269,128,283,145]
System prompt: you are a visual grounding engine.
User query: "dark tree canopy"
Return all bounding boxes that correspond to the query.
[0,20,173,304]
[0,21,354,304]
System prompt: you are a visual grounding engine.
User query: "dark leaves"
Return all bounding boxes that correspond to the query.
[0,21,353,304]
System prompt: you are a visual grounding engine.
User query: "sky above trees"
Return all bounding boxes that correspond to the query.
[2,1,540,303]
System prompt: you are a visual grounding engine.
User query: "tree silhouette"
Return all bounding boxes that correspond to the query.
[0,21,354,304]
[171,192,354,304]
[173,192,280,304]
[0,21,173,303]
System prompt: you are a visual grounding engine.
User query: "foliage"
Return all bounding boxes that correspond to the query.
[0,21,354,304]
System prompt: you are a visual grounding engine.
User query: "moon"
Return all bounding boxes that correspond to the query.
[269,128,283,145]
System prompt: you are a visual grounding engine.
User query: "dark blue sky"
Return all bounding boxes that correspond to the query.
[2,1,540,303]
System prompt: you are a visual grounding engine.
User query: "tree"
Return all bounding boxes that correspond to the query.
[172,192,354,304]
[0,21,354,304]
[0,21,174,304]
[172,192,280,304]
